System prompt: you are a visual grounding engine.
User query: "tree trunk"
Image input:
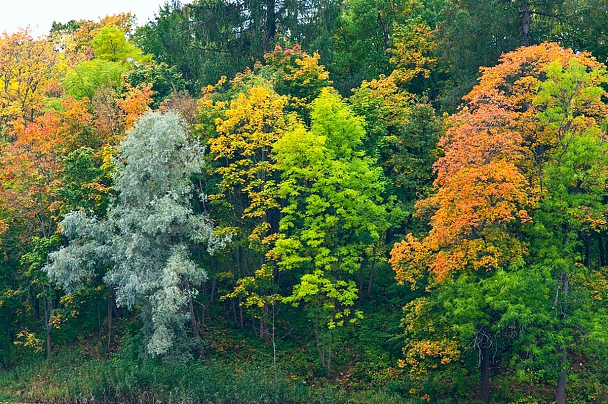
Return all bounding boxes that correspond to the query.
[367,245,377,295]
[188,290,205,360]
[107,290,113,351]
[377,10,390,56]
[271,302,277,382]
[555,349,567,404]
[522,0,531,46]
[239,298,244,329]
[265,0,276,49]
[315,322,325,368]
[479,325,491,402]
[555,270,569,404]
[358,261,364,299]
[583,233,590,268]
[598,232,605,267]
[44,294,52,358]
[210,277,217,303]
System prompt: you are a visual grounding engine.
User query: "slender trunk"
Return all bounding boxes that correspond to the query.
[480,342,490,402]
[265,0,276,49]
[188,290,205,360]
[239,299,244,329]
[315,322,325,368]
[377,10,390,56]
[367,245,376,295]
[44,294,52,358]
[358,261,364,299]
[271,302,277,382]
[555,349,567,404]
[210,278,217,303]
[477,325,491,402]
[33,292,40,321]
[107,293,112,350]
[599,233,606,267]
[555,270,569,404]
[583,233,590,268]
[327,333,332,373]
[522,0,531,46]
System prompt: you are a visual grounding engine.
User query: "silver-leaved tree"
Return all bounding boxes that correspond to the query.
[45,111,227,358]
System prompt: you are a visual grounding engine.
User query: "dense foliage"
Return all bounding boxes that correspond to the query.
[2,1,608,403]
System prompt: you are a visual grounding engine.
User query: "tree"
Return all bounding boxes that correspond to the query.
[63,25,150,101]
[135,0,341,92]
[391,43,608,402]
[0,29,62,133]
[45,111,227,358]
[273,88,393,370]
[203,82,288,337]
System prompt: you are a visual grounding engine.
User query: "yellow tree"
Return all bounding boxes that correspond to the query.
[202,82,288,337]
[0,29,63,133]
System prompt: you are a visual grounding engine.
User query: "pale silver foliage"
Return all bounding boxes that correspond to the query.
[45,111,228,357]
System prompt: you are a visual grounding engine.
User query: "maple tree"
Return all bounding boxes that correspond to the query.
[0,29,63,133]
[391,43,608,402]
[272,88,393,370]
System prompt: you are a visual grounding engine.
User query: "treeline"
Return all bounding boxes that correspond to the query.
[2,1,608,403]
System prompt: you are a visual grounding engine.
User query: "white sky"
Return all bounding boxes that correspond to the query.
[1,0,189,36]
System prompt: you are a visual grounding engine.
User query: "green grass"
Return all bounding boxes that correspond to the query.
[0,345,436,404]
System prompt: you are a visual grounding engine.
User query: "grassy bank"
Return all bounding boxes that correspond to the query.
[0,343,445,404]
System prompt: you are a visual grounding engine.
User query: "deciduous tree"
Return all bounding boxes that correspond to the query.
[45,111,226,358]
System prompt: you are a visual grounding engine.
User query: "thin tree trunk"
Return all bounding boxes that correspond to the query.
[358,261,364,299]
[315,322,325,368]
[107,290,113,351]
[480,343,490,402]
[239,298,244,329]
[583,233,590,268]
[327,332,332,373]
[367,245,377,295]
[555,349,567,404]
[599,232,606,267]
[188,290,205,360]
[522,0,531,46]
[44,294,52,358]
[271,302,277,382]
[478,325,491,402]
[210,278,217,303]
[377,10,390,56]
[555,270,569,404]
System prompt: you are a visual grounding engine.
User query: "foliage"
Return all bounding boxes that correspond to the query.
[0,29,63,132]
[45,111,226,357]
[391,43,608,402]
[4,2,608,402]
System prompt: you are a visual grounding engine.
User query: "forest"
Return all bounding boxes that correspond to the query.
[1,0,608,403]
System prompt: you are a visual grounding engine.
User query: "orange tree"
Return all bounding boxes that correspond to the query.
[391,43,608,402]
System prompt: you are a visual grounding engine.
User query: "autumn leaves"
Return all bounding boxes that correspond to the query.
[390,43,608,401]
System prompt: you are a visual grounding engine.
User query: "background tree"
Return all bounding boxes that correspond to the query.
[0,29,63,134]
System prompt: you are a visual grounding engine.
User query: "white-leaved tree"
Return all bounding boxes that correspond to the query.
[45,111,227,358]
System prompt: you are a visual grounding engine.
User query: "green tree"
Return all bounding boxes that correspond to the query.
[135,0,341,92]
[63,25,149,100]
[273,88,393,370]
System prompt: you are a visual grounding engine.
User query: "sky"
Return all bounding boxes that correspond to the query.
[1,0,187,36]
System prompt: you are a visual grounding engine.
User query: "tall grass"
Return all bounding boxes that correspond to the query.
[0,346,438,403]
